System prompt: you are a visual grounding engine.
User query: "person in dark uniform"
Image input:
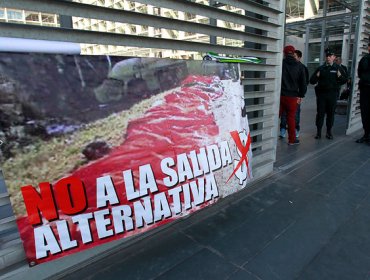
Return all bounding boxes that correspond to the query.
[356,42,370,143]
[310,48,347,139]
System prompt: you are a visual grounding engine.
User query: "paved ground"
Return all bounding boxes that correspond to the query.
[4,88,370,280]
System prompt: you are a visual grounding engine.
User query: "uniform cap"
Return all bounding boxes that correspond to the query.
[283,45,295,55]
[325,47,335,56]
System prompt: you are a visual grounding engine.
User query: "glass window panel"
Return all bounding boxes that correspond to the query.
[7,10,23,20]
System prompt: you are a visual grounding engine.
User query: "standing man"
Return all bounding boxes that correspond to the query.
[279,50,309,139]
[335,57,348,76]
[293,50,309,138]
[280,45,307,145]
[356,42,370,143]
[335,57,351,100]
[310,48,347,139]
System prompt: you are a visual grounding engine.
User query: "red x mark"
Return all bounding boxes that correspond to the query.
[227,130,251,183]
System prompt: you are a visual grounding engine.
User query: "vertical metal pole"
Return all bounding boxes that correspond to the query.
[59,0,73,28]
[347,13,361,128]
[351,15,360,77]
[320,0,328,63]
[304,24,310,66]
[346,14,353,68]
[209,0,217,44]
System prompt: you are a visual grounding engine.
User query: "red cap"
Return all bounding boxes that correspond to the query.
[283,45,295,55]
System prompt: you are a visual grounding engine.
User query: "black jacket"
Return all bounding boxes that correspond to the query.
[310,63,347,92]
[281,55,307,98]
[300,62,310,85]
[339,64,348,77]
[358,54,370,86]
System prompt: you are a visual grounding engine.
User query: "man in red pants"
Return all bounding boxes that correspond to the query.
[280,45,307,145]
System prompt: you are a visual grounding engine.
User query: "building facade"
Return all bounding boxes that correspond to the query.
[285,0,358,74]
[0,7,59,26]
[0,1,247,59]
[72,0,246,58]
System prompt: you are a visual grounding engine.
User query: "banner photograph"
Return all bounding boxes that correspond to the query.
[0,54,253,265]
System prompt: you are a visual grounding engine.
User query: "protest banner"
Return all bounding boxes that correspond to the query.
[0,54,253,265]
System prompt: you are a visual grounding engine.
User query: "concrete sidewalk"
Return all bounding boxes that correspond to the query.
[55,91,370,280]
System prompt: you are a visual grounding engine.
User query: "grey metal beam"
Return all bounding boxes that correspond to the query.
[244,103,274,112]
[250,137,274,149]
[0,22,277,58]
[0,0,278,44]
[0,216,16,232]
[0,193,10,207]
[249,126,275,136]
[286,11,358,28]
[248,115,275,125]
[241,77,275,85]
[240,64,277,71]
[332,0,356,11]
[220,0,283,18]
[244,90,274,98]
[132,0,281,32]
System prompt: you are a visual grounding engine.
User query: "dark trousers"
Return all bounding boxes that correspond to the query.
[359,84,370,137]
[280,96,298,143]
[315,91,337,133]
[280,103,301,131]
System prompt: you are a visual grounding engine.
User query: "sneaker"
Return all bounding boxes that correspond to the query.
[356,136,370,143]
[280,128,286,138]
[288,139,300,146]
[296,129,300,138]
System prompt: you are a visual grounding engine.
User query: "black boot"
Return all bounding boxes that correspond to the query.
[326,129,333,140]
[315,129,321,139]
[356,135,370,143]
